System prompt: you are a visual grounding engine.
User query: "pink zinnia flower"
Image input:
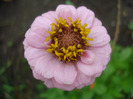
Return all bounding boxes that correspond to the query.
[23,5,111,91]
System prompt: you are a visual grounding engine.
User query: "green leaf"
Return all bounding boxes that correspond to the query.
[122,80,131,93]
[130,87,133,97]
[128,20,133,31]
[36,83,45,91]
[0,60,12,75]
[3,84,14,94]
[82,91,94,99]
[113,89,123,98]
[19,84,25,91]
[94,84,107,95]
[128,20,133,39]
[119,47,132,61]
[65,0,74,5]
[131,32,133,39]
[102,94,114,99]
[40,88,65,99]
[101,63,115,82]
[112,76,121,85]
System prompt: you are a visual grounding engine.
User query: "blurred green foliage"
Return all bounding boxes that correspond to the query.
[65,0,74,5]
[128,20,133,39]
[1,43,133,99]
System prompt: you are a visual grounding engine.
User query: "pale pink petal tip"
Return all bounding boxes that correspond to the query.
[56,4,77,21]
[23,4,111,91]
[54,62,77,85]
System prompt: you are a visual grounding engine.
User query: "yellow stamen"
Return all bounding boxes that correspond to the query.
[74,28,78,32]
[46,49,53,53]
[55,51,63,57]
[77,44,81,48]
[77,49,84,52]
[73,51,77,57]
[45,36,51,41]
[59,29,62,33]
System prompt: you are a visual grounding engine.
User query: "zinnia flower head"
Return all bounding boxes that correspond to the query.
[23,4,111,91]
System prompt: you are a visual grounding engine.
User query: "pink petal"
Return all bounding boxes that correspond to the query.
[76,77,95,89]
[81,50,95,64]
[42,11,57,22]
[44,79,54,88]
[32,70,46,81]
[77,44,111,76]
[26,32,46,49]
[23,39,29,50]
[25,28,49,45]
[31,16,52,29]
[29,26,49,37]
[56,4,77,21]
[54,62,77,84]
[88,26,110,47]
[24,47,45,61]
[52,79,75,91]
[25,17,51,41]
[24,47,47,68]
[76,70,91,86]
[34,54,59,79]
[77,60,103,76]
[25,29,31,37]
[73,69,96,89]
[77,6,95,28]
[28,11,57,39]
[94,72,102,77]
[89,44,112,67]
[91,18,102,28]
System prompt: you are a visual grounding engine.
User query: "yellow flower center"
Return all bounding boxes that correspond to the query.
[45,17,93,63]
